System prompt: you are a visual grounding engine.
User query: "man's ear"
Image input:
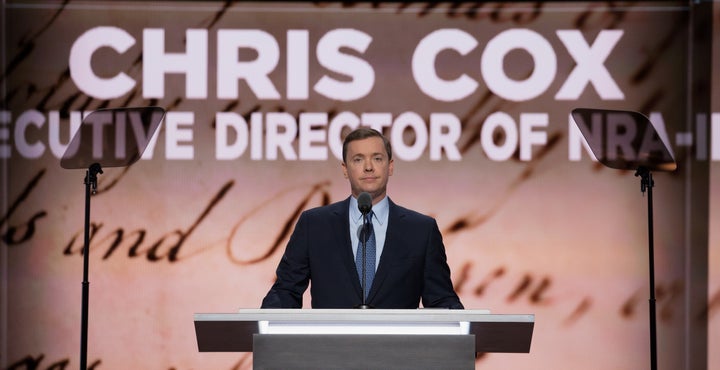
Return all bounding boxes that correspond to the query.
[388,159,394,176]
[341,161,348,178]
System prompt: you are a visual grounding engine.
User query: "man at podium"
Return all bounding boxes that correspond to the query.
[262,128,464,309]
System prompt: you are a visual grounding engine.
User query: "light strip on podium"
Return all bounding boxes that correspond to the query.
[258,320,471,335]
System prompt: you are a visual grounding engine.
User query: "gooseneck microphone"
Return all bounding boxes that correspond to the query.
[357,192,372,309]
[358,192,372,215]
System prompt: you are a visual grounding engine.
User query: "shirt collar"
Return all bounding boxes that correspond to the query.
[350,195,389,226]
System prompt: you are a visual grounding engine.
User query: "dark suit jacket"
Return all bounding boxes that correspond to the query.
[261,197,464,309]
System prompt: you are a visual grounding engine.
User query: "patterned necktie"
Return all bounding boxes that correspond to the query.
[356,211,376,300]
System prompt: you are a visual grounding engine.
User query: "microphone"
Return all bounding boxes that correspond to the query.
[357,192,372,215]
[356,192,373,309]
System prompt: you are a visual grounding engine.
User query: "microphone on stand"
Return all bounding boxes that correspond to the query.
[358,192,372,214]
[357,192,372,309]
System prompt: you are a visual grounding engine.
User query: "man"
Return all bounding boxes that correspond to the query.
[261,127,463,309]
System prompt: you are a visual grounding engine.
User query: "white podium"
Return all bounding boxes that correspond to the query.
[194,309,534,369]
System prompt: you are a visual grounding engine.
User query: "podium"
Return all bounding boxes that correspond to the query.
[194,309,534,369]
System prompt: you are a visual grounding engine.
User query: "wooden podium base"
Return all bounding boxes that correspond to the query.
[252,334,475,370]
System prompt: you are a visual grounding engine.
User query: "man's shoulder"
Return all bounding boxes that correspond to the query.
[389,200,434,223]
[302,197,349,217]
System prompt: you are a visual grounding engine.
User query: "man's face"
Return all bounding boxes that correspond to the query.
[342,136,394,202]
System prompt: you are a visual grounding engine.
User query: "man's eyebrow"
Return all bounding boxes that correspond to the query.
[352,152,385,158]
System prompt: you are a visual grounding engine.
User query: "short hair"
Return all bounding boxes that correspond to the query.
[342,127,392,163]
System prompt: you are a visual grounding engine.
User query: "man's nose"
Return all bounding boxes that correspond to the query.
[364,160,373,171]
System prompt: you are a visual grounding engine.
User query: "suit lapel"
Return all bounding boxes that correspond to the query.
[367,199,404,302]
[332,197,364,300]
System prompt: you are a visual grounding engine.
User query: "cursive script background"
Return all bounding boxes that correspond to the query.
[2,1,718,369]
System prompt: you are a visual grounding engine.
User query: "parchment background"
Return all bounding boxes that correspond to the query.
[1,2,718,369]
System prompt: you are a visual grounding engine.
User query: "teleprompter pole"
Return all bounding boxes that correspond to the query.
[80,163,102,370]
[635,166,656,370]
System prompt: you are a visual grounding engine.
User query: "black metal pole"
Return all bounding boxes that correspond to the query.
[635,167,657,370]
[358,216,370,309]
[80,163,102,370]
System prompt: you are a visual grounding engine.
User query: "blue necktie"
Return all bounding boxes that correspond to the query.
[356,211,376,300]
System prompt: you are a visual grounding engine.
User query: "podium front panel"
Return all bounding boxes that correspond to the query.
[253,334,475,370]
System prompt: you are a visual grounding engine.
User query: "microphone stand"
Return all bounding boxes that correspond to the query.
[357,212,371,309]
[80,162,102,370]
[635,166,657,370]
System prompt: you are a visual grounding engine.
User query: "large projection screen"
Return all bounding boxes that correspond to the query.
[2,1,718,369]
